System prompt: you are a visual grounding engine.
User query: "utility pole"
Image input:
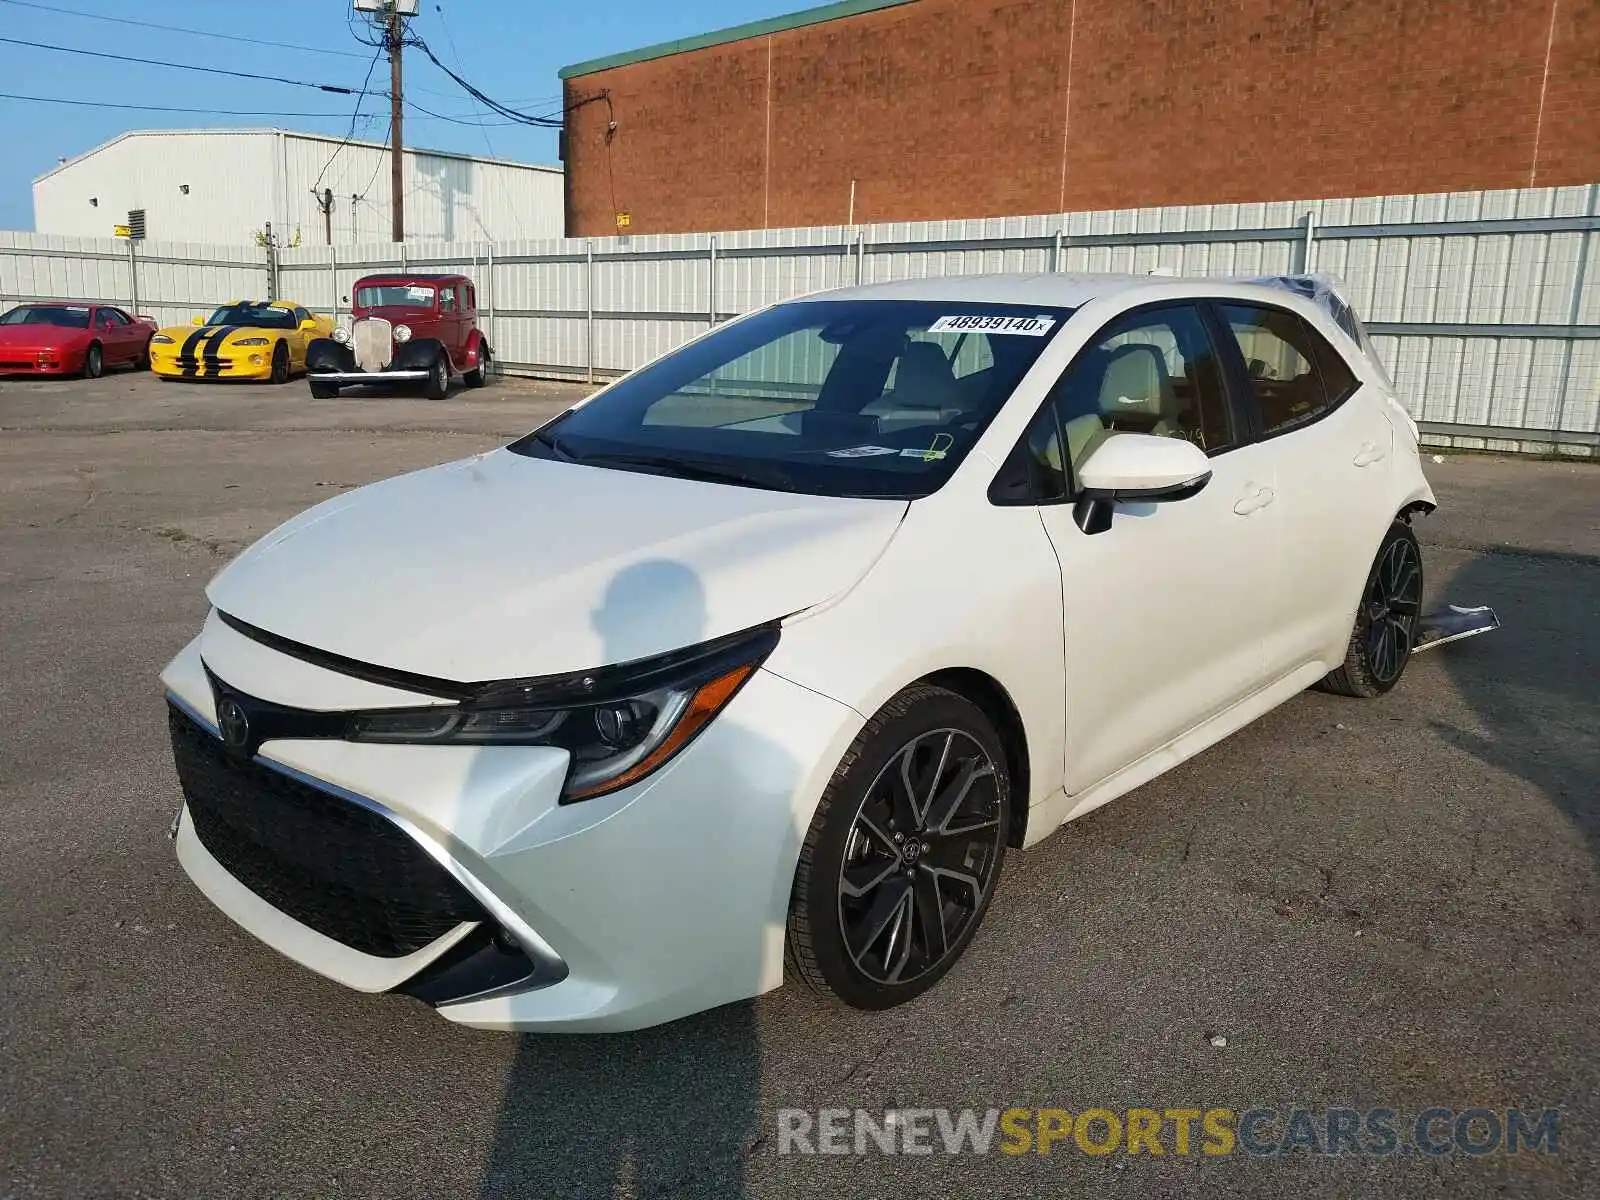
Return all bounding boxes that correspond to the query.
[388,3,404,243]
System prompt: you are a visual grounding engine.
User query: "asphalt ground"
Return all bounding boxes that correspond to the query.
[1,368,1596,1199]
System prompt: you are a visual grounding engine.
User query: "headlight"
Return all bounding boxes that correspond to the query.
[234,336,270,346]
[393,324,412,343]
[345,624,778,802]
[151,333,174,344]
[331,326,350,344]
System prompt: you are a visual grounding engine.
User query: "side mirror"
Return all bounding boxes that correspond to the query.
[191,315,205,325]
[299,318,319,332]
[1073,433,1211,534]
[341,295,351,305]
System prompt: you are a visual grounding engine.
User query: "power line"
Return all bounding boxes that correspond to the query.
[0,90,350,117]
[404,31,604,129]
[431,1,523,239]
[0,0,372,58]
[312,43,387,196]
[0,35,360,93]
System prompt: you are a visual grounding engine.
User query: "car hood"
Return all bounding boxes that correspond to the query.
[206,448,908,683]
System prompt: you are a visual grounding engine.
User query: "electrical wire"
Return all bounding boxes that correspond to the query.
[311,43,387,197]
[430,2,524,239]
[0,35,361,92]
[404,31,606,128]
[0,90,350,117]
[0,0,373,58]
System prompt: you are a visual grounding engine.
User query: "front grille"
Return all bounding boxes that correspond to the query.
[169,705,485,957]
[352,317,393,371]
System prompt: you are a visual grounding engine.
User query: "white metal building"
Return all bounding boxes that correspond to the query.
[31,129,564,247]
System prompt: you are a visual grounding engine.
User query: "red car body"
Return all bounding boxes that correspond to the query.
[0,303,158,377]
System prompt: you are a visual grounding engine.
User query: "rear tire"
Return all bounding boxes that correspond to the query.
[464,345,491,388]
[82,343,103,380]
[423,354,450,400]
[268,342,290,385]
[1318,521,1424,698]
[786,685,1010,1010]
[308,380,338,400]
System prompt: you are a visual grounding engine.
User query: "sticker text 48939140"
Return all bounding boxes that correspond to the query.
[927,314,1057,337]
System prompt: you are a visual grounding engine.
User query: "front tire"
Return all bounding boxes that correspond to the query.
[82,343,103,379]
[423,354,450,400]
[268,342,290,385]
[1318,521,1424,698]
[787,685,1010,1010]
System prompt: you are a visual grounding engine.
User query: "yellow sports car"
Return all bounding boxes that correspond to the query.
[149,300,333,383]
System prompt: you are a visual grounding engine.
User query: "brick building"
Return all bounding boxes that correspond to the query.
[558,0,1599,237]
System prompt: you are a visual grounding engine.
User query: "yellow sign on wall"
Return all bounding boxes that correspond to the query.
[113,224,131,238]
[615,212,631,230]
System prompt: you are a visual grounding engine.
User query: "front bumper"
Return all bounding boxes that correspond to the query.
[0,351,81,374]
[160,615,863,1031]
[309,370,431,385]
[150,353,275,381]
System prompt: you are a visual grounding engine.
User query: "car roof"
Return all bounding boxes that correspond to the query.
[789,272,1328,311]
[353,273,471,284]
[215,299,301,308]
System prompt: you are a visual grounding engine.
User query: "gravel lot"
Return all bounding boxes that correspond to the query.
[2,369,1596,1199]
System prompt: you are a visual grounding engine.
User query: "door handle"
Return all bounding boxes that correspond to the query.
[1353,441,1388,467]
[1233,486,1276,516]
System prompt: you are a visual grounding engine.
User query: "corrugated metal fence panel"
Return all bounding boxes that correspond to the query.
[7,185,1598,450]
[0,231,134,309]
[0,231,265,331]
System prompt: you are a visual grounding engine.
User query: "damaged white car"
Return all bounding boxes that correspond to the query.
[161,272,1474,1031]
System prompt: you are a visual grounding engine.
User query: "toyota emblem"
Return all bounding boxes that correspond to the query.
[217,697,250,752]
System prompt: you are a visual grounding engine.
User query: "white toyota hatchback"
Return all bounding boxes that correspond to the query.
[162,273,1435,1031]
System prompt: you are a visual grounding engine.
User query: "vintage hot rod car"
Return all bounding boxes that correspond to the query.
[305,273,491,399]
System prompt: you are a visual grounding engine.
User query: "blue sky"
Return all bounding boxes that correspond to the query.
[0,0,801,230]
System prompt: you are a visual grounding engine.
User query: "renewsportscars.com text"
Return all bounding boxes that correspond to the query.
[776,1106,1560,1158]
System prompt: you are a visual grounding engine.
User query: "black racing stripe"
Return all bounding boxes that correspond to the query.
[177,326,210,377]
[202,326,239,378]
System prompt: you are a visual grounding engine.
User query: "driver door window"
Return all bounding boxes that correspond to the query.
[1048,303,1235,485]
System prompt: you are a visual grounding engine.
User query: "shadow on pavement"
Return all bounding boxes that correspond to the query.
[479,1005,760,1199]
[476,557,777,1199]
[1431,546,1600,863]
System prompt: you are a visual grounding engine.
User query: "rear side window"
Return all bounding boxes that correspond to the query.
[1219,304,1353,437]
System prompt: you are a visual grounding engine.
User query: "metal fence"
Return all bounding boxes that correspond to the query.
[4,184,1596,454]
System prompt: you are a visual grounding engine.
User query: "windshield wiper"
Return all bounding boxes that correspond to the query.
[529,427,579,461]
[575,450,796,492]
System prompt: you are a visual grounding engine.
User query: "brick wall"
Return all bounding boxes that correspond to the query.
[562,0,1600,236]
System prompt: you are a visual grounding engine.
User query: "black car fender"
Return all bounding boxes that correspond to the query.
[306,337,355,374]
[393,337,449,373]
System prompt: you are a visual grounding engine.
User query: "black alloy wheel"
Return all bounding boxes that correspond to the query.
[788,685,1010,1009]
[1319,521,1424,698]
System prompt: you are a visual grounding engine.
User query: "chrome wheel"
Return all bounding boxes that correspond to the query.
[837,728,1003,987]
[1364,533,1422,684]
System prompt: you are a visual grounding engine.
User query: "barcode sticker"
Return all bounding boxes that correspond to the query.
[927,314,1056,336]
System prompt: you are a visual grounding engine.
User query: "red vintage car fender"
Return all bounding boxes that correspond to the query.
[464,326,489,366]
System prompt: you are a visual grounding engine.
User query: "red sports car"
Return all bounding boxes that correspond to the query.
[0,303,157,378]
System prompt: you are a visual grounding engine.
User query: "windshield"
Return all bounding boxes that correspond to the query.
[1,305,90,328]
[356,284,436,310]
[509,300,1071,500]
[207,303,296,329]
